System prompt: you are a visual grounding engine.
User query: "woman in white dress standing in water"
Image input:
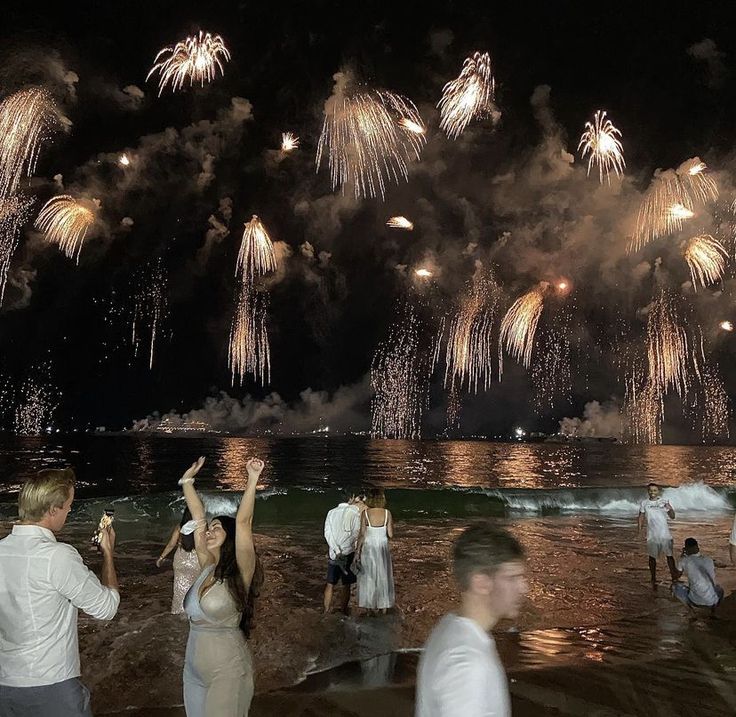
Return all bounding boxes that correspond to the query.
[357,489,395,614]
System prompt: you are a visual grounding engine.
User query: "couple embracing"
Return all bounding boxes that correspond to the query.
[323,489,395,615]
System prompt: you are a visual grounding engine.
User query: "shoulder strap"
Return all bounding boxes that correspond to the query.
[383,509,388,527]
[365,511,373,528]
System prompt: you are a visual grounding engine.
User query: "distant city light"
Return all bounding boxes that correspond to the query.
[514,426,526,439]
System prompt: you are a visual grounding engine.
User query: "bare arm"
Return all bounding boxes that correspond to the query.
[235,458,263,590]
[386,510,394,539]
[157,525,180,567]
[730,543,735,566]
[637,512,644,534]
[356,512,367,558]
[99,526,119,593]
[180,457,213,569]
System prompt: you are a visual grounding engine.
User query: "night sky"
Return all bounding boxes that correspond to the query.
[1,1,736,438]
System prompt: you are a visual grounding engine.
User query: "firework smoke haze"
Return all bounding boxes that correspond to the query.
[684,234,727,291]
[146,31,231,96]
[0,196,34,305]
[499,283,547,369]
[316,73,426,199]
[0,88,61,199]
[35,195,97,263]
[577,110,625,184]
[438,51,496,140]
[236,215,277,282]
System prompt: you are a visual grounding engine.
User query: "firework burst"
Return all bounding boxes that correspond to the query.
[146,31,231,95]
[577,110,625,184]
[236,215,277,282]
[131,258,168,370]
[316,87,426,199]
[0,196,34,305]
[0,88,61,199]
[700,363,729,441]
[280,132,299,152]
[623,368,663,445]
[438,52,496,140]
[531,311,572,409]
[35,195,97,263]
[499,283,547,369]
[386,216,413,230]
[228,286,270,386]
[683,234,727,290]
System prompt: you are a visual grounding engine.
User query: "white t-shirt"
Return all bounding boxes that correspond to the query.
[324,503,361,560]
[639,498,672,542]
[678,553,718,606]
[415,613,511,717]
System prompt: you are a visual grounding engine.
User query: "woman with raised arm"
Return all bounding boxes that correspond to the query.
[178,455,264,717]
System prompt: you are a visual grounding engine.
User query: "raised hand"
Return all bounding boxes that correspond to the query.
[246,457,265,478]
[180,456,206,485]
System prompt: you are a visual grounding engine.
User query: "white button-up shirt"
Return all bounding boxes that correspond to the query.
[324,503,361,560]
[0,524,120,687]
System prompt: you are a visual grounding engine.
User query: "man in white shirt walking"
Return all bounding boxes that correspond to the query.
[0,468,120,716]
[415,522,528,717]
[637,482,678,589]
[672,537,724,618]
[323,492,364,615]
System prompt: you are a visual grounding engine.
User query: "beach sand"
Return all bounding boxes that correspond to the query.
[3,514,736,715]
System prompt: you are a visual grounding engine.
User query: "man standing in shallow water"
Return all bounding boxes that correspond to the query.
[638,482,678,589]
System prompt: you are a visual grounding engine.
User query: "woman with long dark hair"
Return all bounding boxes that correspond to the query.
[178,456,264,716]
[156,506,200,614]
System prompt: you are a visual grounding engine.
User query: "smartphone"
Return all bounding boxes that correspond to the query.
[91,508,115,548]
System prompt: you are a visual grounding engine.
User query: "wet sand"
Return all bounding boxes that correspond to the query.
[3,514,736,715]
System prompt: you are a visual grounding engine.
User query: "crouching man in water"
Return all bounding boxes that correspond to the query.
[415,522,528,717]
[672,537,724,618]
[0,468,120,716]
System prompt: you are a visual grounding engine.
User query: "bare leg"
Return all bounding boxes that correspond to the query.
[340,584,351,615]
[649,557,657,589]
[666,556,678,582]
[323,583,334,614]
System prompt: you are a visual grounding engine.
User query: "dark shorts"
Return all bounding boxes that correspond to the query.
[326,552,357,585]
[0,678,92,717]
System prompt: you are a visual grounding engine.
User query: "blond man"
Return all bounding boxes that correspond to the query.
[415,523,528,717]
[0,468,120,716]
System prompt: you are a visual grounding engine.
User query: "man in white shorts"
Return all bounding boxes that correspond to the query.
[415,522,528,717]
[638,482,678,589]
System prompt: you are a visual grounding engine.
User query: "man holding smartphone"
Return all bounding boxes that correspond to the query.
[638,482,678,590]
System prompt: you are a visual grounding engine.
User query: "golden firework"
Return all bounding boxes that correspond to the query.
[0,196,34,305]
[119,154,130,166]
[386,216,413,230]
[228,286,270,386]
[398,117,425,135]
[146,31,231,95]
[35,195,97,263]
[0,88,61,199]
[438,52,496,140]
[499,283,547,369]
[280,132,299,152]
[577,110,625,184]
[316,88,426,200]
[236,215,277,282]
[415,268,432,278]
[683,234,727,291]
[623,370,663,445]
[701,363,729,441]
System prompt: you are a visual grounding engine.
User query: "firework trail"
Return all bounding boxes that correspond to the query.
[415,268,433,278]
[683,234,727,291]
[316,87,426,200]
[398,117,425,135]
[446,384,461,433]
[280,132,299,152]
[131,258,168,369]
[0,88,62,199]
[438,52,496,140]
[623,367,663,445]
[386,216,414,230]
[720,320,733,332]
[371,304,428,439]
[700,363,729,441]
[228,286,270,386]
[13,366,58,435]
[531,312,572,410]
[444,272,500,393]
[499,283,547,369]
[578,110,625,184]
[646,291,702,398]
[236,215,277,283]
[35,195,97,263]
[146,31,231,95]
[632,158,718,252]
[0,196,34,305]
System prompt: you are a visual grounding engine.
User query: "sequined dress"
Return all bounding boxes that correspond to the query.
[171,545,200,615]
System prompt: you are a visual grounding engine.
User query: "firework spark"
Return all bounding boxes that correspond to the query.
[228,286,270,386]
[281,132,299,152]
[0,196,34,305]
[632,157,718,252]
[14,368,58,436]
[236,215,277,282]
[131,258,168,370]
[684,234,727,290]
[119,154,130,166]
[0,88,61,199]
[35,195,97,263]
[146,31,231,95]
[415,268,433,278]
[386,216,414,230]
[578,110,625,184]
[701,363,729,441]
[444,272,500,393]
[398,117,425,135]
[720,320,733,332]
[531,313,572,409]
[438,52,496,140]
[316,87,426,199]
[499,283,547,369]
[623,370,663,445]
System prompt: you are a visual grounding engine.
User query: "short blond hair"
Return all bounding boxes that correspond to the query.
[18,468,76,521]
[366,489,386,509]
[453,522,524,590]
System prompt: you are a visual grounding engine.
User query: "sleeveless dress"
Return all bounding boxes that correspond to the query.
[172,545,200,614]
[357,509,395,610]
[183,565,254,716]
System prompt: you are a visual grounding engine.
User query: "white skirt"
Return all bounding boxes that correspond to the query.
[358,536,395,609]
